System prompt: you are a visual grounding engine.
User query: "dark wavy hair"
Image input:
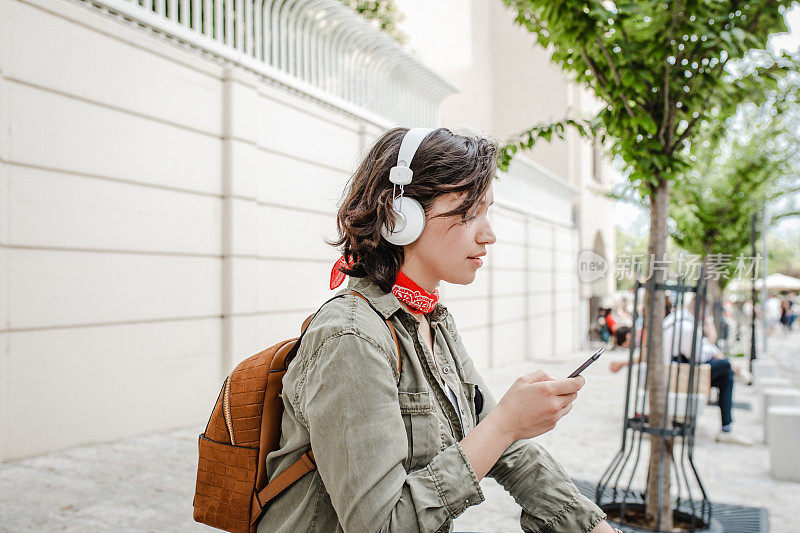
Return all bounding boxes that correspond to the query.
[325,126,499,293]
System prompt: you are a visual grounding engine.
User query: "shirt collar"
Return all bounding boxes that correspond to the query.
[340,275,450,325]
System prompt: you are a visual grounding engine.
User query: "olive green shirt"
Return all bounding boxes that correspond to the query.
[258,275,606,532]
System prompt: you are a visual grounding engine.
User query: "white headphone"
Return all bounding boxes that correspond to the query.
[380,127,436,246]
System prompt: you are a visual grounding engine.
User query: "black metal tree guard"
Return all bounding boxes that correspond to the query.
[595,269,716,532]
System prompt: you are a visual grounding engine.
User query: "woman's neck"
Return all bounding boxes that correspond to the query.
[398,263,439,294]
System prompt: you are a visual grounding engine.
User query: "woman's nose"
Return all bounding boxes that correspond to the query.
[480,223,496,245]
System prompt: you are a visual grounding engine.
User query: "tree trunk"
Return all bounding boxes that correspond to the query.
[708,277,722,342]
[704,243,723,348]
[750,212,758,367]
[644,178,673,530]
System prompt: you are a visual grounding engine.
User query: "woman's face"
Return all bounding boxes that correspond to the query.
[401,184,496,292]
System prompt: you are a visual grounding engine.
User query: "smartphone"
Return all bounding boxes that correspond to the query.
[567,346,605,378]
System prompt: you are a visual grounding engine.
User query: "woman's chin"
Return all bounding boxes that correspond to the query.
[443,270,478,286]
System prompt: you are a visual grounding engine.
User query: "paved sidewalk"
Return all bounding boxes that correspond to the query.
[455,331,800,533]
[1,332,799,532]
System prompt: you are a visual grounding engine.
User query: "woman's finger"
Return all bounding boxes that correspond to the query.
[549,376,585,395]
[521,370,553,383]
[555,401,574,420]
[557,391,578,408]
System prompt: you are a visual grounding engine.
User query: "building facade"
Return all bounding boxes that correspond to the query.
[0,0,614,460]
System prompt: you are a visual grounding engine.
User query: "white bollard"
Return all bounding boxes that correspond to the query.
[752,359,778,381]
[756,377,791,393]
[767,405,800,482]
[762,388,800,442]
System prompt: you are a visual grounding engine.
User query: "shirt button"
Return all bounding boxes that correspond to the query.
[443,367,450,374]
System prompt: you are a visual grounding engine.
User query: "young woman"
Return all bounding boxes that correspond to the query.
[259,127,620,532]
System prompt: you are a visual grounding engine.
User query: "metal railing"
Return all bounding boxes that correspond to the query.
[597,268,712,531]
[73,0,457,126]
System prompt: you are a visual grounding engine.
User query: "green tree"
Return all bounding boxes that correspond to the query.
[613,67,799,294]
[498,1,797,528]
[768,232,800,277]
[340,0,408,43]
[669,71,798,335]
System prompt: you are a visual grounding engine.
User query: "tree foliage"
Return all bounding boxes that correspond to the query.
[499,0,796,200]
[340,0,408,43]
[667,66,800,286]
[608,63,800,280]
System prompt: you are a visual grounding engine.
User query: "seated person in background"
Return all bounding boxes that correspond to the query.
[597,307,610,342]
[604,308,617,337]
[597,307,616,343]
[610,310,752,445]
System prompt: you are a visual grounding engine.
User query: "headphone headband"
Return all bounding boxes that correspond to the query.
[389,127,435,185]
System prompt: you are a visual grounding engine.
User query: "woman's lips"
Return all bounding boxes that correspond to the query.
[468,257,483,267]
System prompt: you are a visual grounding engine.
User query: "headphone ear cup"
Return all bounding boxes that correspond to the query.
[381,197,426,246]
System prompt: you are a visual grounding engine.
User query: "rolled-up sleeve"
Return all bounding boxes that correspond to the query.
[450,320,607,533]
[294,330,485,532]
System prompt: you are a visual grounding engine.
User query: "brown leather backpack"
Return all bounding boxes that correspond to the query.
[192,290,401,533]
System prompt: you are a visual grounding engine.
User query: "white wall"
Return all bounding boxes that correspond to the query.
[0,0,600,460]
[0,0,384,460]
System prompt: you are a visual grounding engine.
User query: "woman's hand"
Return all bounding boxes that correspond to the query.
[590,521,623,533]
[609,360,626,373]
[493,370,585,441]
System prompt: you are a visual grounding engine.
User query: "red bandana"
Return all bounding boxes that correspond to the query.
[392,270,440,314]
[329,256,440,314]
[330,255,354,290]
